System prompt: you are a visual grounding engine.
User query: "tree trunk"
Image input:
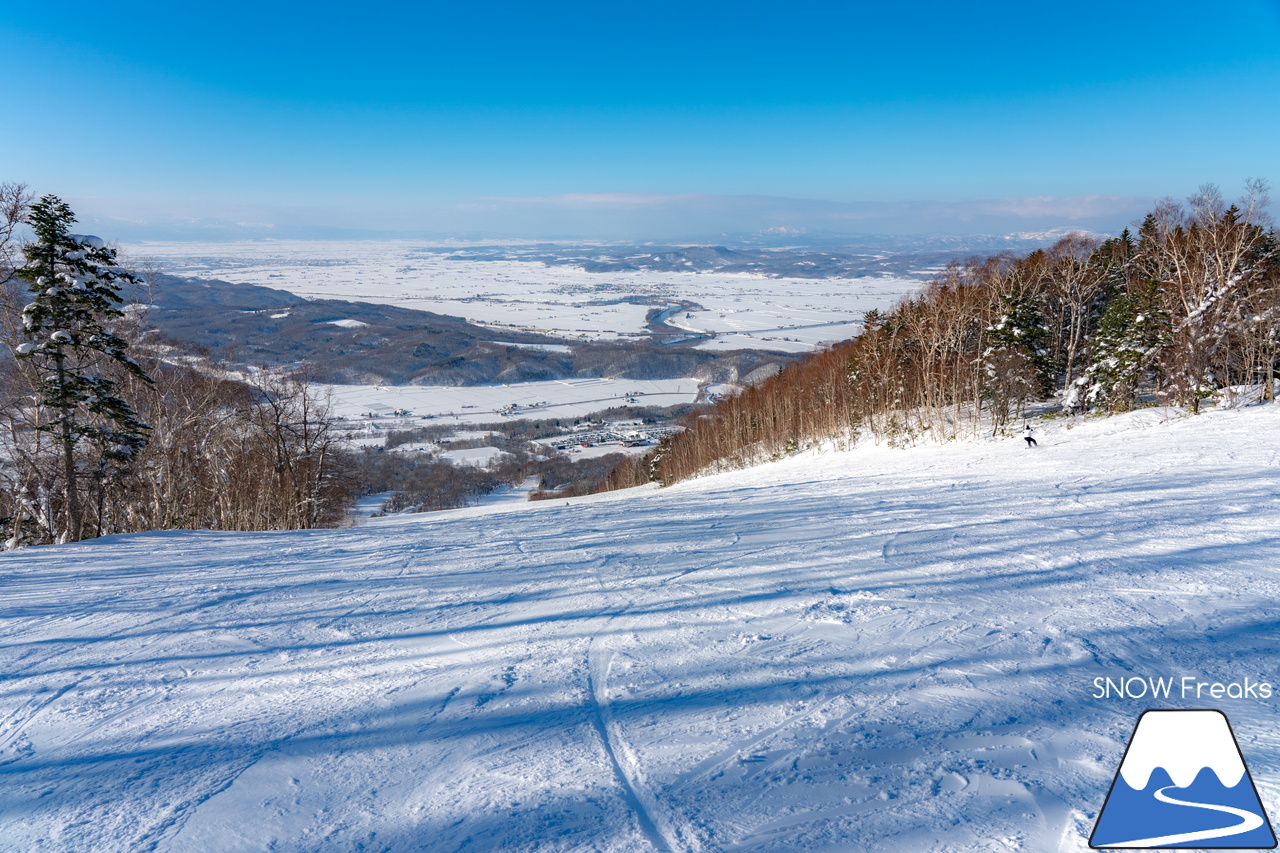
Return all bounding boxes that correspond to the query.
[59,418,81,541]
[53,354,82,541]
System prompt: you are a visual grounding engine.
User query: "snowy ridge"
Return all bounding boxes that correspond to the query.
[3,405,1280,850]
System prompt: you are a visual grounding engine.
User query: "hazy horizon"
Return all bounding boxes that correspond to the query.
[79,191,1162,245]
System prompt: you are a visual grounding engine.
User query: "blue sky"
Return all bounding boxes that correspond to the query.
[3,1,1278,239]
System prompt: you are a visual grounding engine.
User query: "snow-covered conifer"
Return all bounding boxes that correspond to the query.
[13,195,151,542]
[1071,280,1172,413]
[981,293,1055,426]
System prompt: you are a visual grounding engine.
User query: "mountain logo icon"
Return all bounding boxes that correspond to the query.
[1091,709,1276,849]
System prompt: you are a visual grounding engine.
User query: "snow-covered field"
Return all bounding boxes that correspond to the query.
[4,405,1280,851]
[128,241,915,350]
[438,446,511,468]
[323,377,701,425]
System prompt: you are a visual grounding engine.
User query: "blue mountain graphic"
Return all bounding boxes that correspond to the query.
[1092,765,1276,848]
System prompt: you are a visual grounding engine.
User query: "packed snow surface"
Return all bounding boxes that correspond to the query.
[4,406,1280,852]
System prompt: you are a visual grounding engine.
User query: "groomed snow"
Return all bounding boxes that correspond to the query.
[3,406,1280,851]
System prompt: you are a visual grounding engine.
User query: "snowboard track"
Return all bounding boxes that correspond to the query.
[586,640,680,853]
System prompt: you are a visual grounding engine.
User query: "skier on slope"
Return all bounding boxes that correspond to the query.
[1023,424,1037,448]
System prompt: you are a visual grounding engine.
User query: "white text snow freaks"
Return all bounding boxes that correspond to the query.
[1093,675,1273,701]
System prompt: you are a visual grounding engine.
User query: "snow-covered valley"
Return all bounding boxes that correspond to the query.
[126,240,916,350]
[3,405,1280,852]
[323,376,701,425]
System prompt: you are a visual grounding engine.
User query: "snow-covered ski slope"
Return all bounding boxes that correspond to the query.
[4,406,1280,852]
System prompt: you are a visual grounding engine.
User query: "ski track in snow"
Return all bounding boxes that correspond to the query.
[3,406,1280,851]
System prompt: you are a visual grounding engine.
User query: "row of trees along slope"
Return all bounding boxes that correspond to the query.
[0,188,350,547]
[604,183,1279,489]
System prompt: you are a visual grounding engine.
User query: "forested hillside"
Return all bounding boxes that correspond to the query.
[607,184,1278,488]
[0,189,354,546]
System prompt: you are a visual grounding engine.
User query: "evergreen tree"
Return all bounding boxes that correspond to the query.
[14,195,151,542]
[1090,230,1135,300]
[981,293,1056,426]
[986,293,1056,394]
[1075,280,1172,412]
[1253,229,1280,401]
